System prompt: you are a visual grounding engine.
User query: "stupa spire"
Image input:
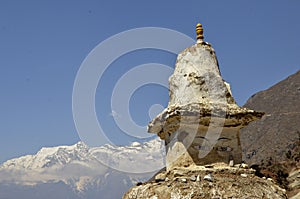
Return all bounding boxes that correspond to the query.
[196,23,204,40]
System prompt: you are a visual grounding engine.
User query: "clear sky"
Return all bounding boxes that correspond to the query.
[0,0,299,163]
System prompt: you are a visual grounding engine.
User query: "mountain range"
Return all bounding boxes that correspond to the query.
[0,139,165,199]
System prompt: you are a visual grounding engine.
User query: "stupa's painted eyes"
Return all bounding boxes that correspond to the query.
[216,146,233,152]
[193,145,233,152]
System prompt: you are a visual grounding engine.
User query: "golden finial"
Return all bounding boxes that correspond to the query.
[196,23,204,40]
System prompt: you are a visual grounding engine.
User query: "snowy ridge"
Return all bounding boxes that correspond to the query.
[0,138,165,198]
[0,138,165,189]
[1,142,91,170]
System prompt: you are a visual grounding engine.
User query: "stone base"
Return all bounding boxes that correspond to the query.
[123,163,287,199]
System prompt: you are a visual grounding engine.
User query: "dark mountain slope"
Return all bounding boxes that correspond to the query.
[240,70,300,198]
[244,70,300,113]
[241,69,300,165]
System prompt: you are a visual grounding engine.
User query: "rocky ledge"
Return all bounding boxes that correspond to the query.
[123,163,287,199]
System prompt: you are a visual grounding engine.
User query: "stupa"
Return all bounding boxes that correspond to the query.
[148,23,264,170]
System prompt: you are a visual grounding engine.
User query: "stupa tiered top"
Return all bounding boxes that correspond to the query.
[196,23,204,40]
[148,23,264,170]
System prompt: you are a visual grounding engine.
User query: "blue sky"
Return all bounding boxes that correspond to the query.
[0,0,299,163]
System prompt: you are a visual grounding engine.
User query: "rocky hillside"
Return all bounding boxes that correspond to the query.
[241,70,300,198]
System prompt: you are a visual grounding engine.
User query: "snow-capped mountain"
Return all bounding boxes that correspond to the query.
[0,138,165,199]
[1,142,91,170]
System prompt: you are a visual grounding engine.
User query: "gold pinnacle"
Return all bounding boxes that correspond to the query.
[196,23,204,40]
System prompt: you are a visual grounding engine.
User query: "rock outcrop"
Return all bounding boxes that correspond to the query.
[123,163,287,199]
